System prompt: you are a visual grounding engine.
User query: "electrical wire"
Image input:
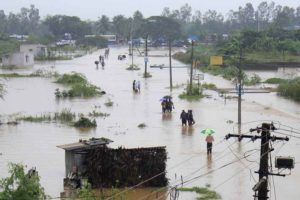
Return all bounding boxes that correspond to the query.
[226,140,257,182]
[105,139,227,200]
[273,131,300,140]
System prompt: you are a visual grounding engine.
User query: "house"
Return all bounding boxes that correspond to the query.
[20,44,48,58]
[57,137,113,177]
[1,52,34,67]
[58,137,168,190]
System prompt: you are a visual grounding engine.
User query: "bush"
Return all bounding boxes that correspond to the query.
[264,78,287,84]
[0,163,48,200]
[74,117,97,128]
[56,72,87,85]
[179,83,204,101]
[278,77,300,101]
[68,83,101,97]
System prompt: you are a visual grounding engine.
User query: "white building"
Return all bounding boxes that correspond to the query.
[1,52,34,67]
[20,44,48,57]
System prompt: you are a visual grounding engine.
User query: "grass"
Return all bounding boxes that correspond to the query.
[178,187,221,200]
[264,78,287,84]
[17,114,51,122]
[53,108,76,122]
[201,83,217,90]
[201,65,238,81]
[104,99,114,107]
[0,70,58,78]
[179,84,204,101]
[126,64,140,70]
[88,110,110,117]
[246,51,300,63]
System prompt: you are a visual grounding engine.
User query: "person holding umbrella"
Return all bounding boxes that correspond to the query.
[201,128,215,155]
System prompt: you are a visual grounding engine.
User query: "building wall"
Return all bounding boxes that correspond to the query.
[2,52,34,67]
[20,44,48,57]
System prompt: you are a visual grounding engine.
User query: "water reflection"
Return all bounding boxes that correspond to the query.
[162,113,172,121]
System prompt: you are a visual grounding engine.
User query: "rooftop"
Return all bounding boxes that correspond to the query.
[57,137,113,151]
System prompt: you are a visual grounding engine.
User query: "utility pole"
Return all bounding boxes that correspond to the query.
[189,40,194,95]
[257,123,270,200]
[237,47,243,134]
[225,123,289,200]
[144,35,148,77]
[169,38,173,89]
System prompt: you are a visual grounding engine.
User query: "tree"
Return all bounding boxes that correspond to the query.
[132,11,144,37]
[0,10,7,35]
[0,163,48,200]
[96,15,110,34]
[112,15,130,40]
[179,3,192,23]
[144,16,182,41]
[43,15,91,39]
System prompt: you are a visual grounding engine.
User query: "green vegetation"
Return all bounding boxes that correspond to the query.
[56,72,87,85]
[104,99,114,107]
[173,43,216,65]
[277,77,300,101]
[179,84,204,101]
[126,64,140,70]
[53,108,76,122]
[244,74,261,86]
[76,36,108,49]
[0,163,48,200]
[201,65,238,81]
[138,123,146,128]
[264,78,287,84]
[74,117,97,128]
[201,83,217,90]
[0,70,58,78]
[76,182,96,200]
[55,72,102,98]
[178,187,221,200]
[17,114,51,122]
[0,37,20,56]
[17,109,98,128]
[68,83,101,97]
[88,110,110,118]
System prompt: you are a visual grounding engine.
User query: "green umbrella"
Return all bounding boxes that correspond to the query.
[200,128,215,135]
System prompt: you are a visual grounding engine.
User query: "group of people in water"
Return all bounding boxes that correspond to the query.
[180,110,195,126]
[96,48,110,68]
[161,97,174,113]
[132,80,141,93]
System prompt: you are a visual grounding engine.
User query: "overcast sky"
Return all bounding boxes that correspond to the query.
[1,0,299,20]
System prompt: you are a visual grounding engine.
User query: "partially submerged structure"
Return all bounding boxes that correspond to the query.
[57,137,168,189]
[1,52,34,67]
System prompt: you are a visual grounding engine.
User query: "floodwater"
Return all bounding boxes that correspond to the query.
[1,46,300,200]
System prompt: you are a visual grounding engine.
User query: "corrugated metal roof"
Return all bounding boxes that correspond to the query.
[57,137,113,151]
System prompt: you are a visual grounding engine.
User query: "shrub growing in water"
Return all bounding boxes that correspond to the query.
[56,72,87,85]
[278,77,300,101]
[74,117,97,128]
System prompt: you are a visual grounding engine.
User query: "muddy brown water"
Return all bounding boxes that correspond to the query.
[0,47,300,200]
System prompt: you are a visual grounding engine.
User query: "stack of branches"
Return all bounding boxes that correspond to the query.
[85,146,168,188]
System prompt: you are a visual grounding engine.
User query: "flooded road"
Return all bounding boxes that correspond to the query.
[0,46,300,200]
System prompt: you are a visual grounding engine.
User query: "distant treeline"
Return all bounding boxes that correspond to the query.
[0,2,300,44]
